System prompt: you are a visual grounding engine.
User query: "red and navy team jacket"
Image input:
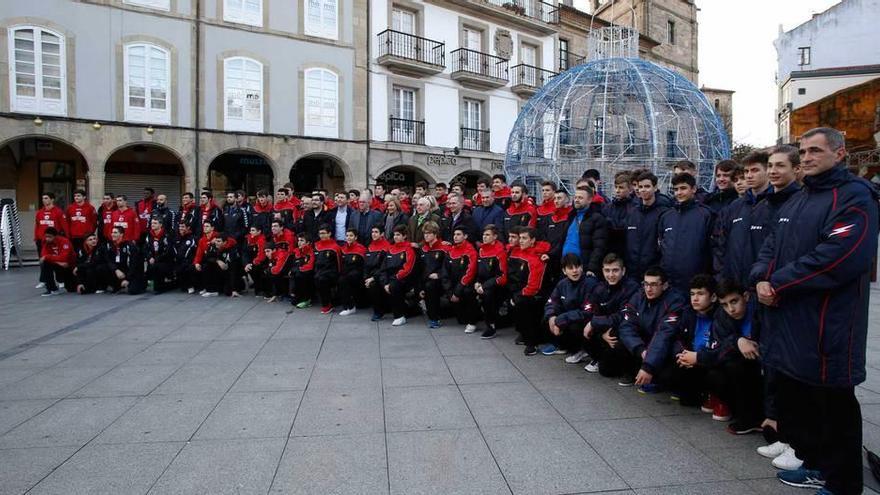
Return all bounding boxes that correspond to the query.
[506,245,546,299]
[420,239,450,285]
[476,240,507,290]
[364,238,391,281]
[341,241,367,279]
[313,239,343,280]
[445,241,478,297]
[380,241,416,289]
[750,164,880,387]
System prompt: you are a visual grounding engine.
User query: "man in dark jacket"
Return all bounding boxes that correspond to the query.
[328,192,354,243]
[750,127,879,495]
[624,171,668,282]
[562,185,608,276]
[618,266,686,390]
[501,182,537,240]
[712,151,771,286]
[348,190,383,246]
[222,192,249,248]
[440,194,478,243]
[658,174,714,291]
[472,191,505,233]
[603,171,637,256]
[299,193,330,243]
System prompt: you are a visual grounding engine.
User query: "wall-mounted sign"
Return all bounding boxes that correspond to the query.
[426,154,456,167]
[489,160,504,171]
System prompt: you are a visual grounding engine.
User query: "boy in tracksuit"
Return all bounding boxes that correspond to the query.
[474,225,507,339]
[173,222,198,294]
[623,171,668,281]
[200,235,241,297]
[507,227,547,356]
[538,190,572,288]
[290,233,315,308]
[603,171,636,257]
[501,183,538,240]
[38,227,75,295]
[544,253,599,357]
[338,228,367,316]
[313,224,343,314]
[617,266,686,391]
[445,226,479,333]
[374,224,417,326]
[144,218,175,293]
[579,253,641,373]
[73,233,105,294]
[264,242,293,302]
[99,226,145,294]
[658,174,714,292]
[419,222,449,328]
[243,225,268,297]
[364,226,393,319]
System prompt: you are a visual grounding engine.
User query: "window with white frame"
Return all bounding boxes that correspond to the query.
[8,26,67,116]
[304,68,338,138]
[124,43,171,124]
[224,0,263,27]
[392,8,415,34]
[305,0,338,40]
[124,0,171,11]
[391,86,418,143]
[461,98,483,150]
[224,57,263,132]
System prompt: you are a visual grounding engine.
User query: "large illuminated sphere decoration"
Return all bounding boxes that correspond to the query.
[503,55,731,193]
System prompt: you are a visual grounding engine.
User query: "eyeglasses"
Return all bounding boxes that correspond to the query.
[642,281,663,288]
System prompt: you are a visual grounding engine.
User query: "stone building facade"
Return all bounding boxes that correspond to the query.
[0,0,368,231]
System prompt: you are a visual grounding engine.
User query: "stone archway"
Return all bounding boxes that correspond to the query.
[104,144,185,208]
[289,154,348,194]
[207,150,275,198]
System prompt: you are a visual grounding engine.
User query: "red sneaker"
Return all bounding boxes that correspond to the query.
[712,401,732,422]
[320,305,334,314]
[701,395,716,414]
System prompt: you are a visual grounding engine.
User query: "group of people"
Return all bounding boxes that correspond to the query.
[31,126,878,495]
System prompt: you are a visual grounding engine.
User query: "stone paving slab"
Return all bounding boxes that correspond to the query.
[0,267,878,494]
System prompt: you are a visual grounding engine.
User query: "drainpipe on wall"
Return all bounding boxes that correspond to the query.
[365,0,372,189]
[194,0,202,193]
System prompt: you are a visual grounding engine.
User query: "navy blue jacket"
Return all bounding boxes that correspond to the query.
[581,277,640,333]
[673,305,745,367]
[712,188,771,286]
[543,275,599,327]
[619,288,686,374]
[704,187,738,213]
[472,204,505,233]
[658,199,714,290]
[603,195,636,256]
[750,165,879,387]
[623,200,668,281]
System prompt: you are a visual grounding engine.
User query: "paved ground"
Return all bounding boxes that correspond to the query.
[1,267,880,494]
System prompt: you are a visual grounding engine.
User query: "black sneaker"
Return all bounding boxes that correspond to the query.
[514,336,526,345]
[726,421,762,435]
[617,375,635,387]
[524,345,537,356]
[480,327,497,339]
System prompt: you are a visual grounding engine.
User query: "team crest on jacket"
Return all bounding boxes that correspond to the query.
[665,314,679,323]
[829,222,855,238]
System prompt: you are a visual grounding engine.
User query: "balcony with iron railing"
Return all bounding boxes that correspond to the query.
[510,64,556,97]
[377,29,445,76]
[451,48,509,89]
[558,50,586,72]
[388,117,425,145]
[442,0,558,34]
[461,127,490,152]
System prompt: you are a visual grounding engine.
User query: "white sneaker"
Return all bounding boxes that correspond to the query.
[339,308,356,316]
[58,282,64,289]
[464,324,477,334]
[391,316,407,326]
[201,292,219,297]
[35,282,45,289]
[418,300,427,314]
[199,289,207,295]
[95,290,105,294]
[187,288,195,294]
[757,441,788,459]
[565,350,590,364]
[584,360,600,373]
[771,446,804,471]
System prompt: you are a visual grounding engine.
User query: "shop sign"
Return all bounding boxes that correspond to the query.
[426,154,456,167]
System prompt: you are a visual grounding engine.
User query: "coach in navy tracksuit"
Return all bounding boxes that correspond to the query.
[658,174,714,291]
[751,128,879,495]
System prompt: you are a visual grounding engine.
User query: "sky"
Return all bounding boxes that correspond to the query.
[697,0,841,146]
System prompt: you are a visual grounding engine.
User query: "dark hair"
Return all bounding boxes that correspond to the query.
[643,266,667,282]
[732,166,745,180]
[297,231,311,242]
[673,160,697,172]
[73,189,86,196]
[507,225,523,236]
[519,227,537,239]
[392,224,409,237]
[435,182,447,190]
[561,253,582,270]
[42,192,56,200]
[374,183,386,190]
[635,171,658,186]
[477,177,491,188]
[602,252,625,268]
[116,194,127,201]
[491,174,507,183]
[452,225,470,237]
[346,228,359,236]
[555,189,569,198]
[689,274,717,294]
[235,189,246,197]
[582,168,601,181]
[371,224,385,233]
[256,189,269,197]
[318,223,333,234]
[483,224,499,236]
[511,181,528,195]
[671,173,697,187]
[264,241,276,249]
[801,126,846,150]
[715,159,738,174]
[541,180,558,191]
[741,150,770,168]
[183,192,194,200]
[112,226,125,235]
[276,188,288,194]
[201,191,213,199]
[44,227,58,236]
[104,192,115,198]
[716,278,746,298]
[576,184,595,197]
[312,193,325,204]
[415,180,428,190]
[770,144,801,166]
[271,219,283,228]
[348,189,361,198]
[144,187,155,194]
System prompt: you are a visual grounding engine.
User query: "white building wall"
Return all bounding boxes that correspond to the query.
[425,84,459,148]
[774,0,880,83]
